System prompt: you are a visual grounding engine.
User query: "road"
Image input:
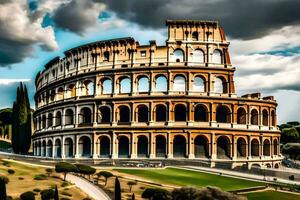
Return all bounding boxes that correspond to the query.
[66,174,111,200]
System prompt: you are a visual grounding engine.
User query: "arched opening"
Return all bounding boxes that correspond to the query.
[274,139,278,155]
[217,136,230,159]
[79,107,92,124]
[47,113,53,128]
[237,108,247,124]
[65,109,74,125]
[173,49,184,62]
[271,110,276,126]
[137,76,149,92]
[155,75,167,92]
[42,141,46,157]
[266,163,272,168]
[37,141,41,156]
[193,49,204,63]
[119,77,131,93]
[99,136,110,158]
[216,105,231,123]
[119,106,130,123]
[173,75,186,92]
[78,136,91,157]
[156,135,166,157]
[174,104,187,122]
[42,115,46,129]
[213,49,222,64]
[137,105,149,122]
[83,80,94,96]
[102,79,112,94]
[98,106,111,123]
[192,32,199,40]
[50,90,55,102]
[237,138,247,157]
[251,109,259,125]
[274,163,279,168]
[173,135,186,157]
[262,110,269,126]
[47,140,53,157]
[103,51,110,61]
[193,76,205,92]
[194,104,208,122]
[155,104,167,122]
[137,136,148,157]
[54,139,61,158]
[67,84,76,98]
[251,139,259,156]
[57,87,64,100]
[64,138,74,158]
[214,77,227,93]
[263,139,271,156]
[55,111,62,126]
[194,135,209,158]
[118,136,129,158]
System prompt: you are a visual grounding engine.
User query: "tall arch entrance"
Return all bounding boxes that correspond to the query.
[237,138,247,157]
[64,138,74,158]
[78,136,91,157]
[194,135,209,158]
[99,136,110,158]
[137,136,148,157]
[217,136,230,159]
[156,135,166,158]
[118,136,129,158]
[173,135,186,158]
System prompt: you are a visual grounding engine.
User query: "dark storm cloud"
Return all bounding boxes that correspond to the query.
[100,0,300,39]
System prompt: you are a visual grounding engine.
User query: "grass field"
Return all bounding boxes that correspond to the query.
[246,191,300,200]
[114,167,265,191]
[0,159,90,200]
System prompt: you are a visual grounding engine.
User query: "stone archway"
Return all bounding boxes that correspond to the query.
[47,140,53,157]
[64,138,74,158]
[173,135,186,158]
[251,139,259,157]
[99,136,110,158]
[237,138,247,157]
[217,136,230,159]
[137,135,148,157]
[78,136,91,158]
[194,135,209,158]
[156,135,166,158]
[54,139,62,158]
[118,136,130,158]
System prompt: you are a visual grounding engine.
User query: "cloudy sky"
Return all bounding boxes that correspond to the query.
[0,0,299,124]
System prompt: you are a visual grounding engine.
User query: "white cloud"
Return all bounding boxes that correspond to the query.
[0,79,31,85]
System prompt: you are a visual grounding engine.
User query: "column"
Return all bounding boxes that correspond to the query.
[232,135,237,160]
[211,132,216,159]
[111,132,117,158]
[75,135,80,158]
[188,132,194,158]
[167,132,173,158]
[61,137,65,159]
[92,133,98,159]
[130,133,137,158]
[149,133,155,158]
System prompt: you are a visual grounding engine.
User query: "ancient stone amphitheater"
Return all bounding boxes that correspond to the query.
[32,20,282,168]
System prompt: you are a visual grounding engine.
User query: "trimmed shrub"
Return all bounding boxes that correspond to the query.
[18,177,24,180]
[61,191,72,197]
[40,189,54,200]
[61,181,70,187]
[20,191,35,200]
[7,169,15,174]
[75,164,96,177]
[33,188,41,193]
[142,188,170,200]
[45,168,53,177]
[34,174,47,180]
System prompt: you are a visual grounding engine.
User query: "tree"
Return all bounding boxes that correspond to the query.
[54,185,59,200]
[45,168,53,177]
[40,189,54,200]
[55,162,78,181]
[281,128,299,144]
[20,191,35,200]
[0,176,7,200]
[172,187,200,200]
[75,164,96,179]
[127,181,137,192]
[287,121,300,126]
[142,188,171,200]
[11,82,32,154]
[114,177,121,200]
[96,171,114,186]
[132,193,135,200]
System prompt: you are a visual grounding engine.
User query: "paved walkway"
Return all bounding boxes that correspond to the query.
[66,174,111,200]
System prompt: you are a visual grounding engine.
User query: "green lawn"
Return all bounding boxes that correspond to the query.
[246,191,300,200]
[115,167,265,191]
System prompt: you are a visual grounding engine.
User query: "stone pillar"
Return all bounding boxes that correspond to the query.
[211,132,216,159]
[149,133,155,158]
[167,132,173,158]
[61,137,65,159]
[75,135,80,158]
[188,132,194,158]
[232,135,237,160]
[92,133,98,159]
[131,134,137,158]
[111,133,117,158]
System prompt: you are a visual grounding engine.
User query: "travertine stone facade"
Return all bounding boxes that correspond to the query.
[32,20,281,168]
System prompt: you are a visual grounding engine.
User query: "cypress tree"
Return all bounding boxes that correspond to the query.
[114,177,121,200]
[12,82,32,154]
[0,177,7,200]
[54,185,59,200]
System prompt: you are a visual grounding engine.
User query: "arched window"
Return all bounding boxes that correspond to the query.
[193,49,204,63]
[173,75,186,92]
[78,136,91,157]
[47,113,53,128]
[262,109,269,126]
[173,135,186,157]
[251,139,259,156]
[155,75,167,92]
[237,138,247,157]
[194,104,208,122]
[103,51,110,61]
[119,77,131,93]
[217,136,230,159]
[214,77,226,93]
[83,80,94,96]
[156,135,166,157]
[55,111,62,126]
[57,87,64,100]
[274,139,278,155]
[263,139,270,156]
[137,136,148,157]
[118,136,129,158]
[174,104,187,121]
[237,108,247,124]
[271,110,276,127]
[138,76,149,92]
[64,138,74,158]
[102,79,112,94]
[67,84,76,98]
[173,49,184,62]
[155,104,167,122]
[216,105,231,123]
[50,90,55,102]
[192,32,198,40]
[119,106,130,123]
[194,135,209,158]
[79,107,92,124]
[137,105,149,122]
[98,106,111,123]
[193,76,205,92]
[65,109,74,125]
[42,115,46,129]
[251,109,259,125]
[213,49,222,64]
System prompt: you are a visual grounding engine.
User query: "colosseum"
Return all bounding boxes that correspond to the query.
[32,20,282,168]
